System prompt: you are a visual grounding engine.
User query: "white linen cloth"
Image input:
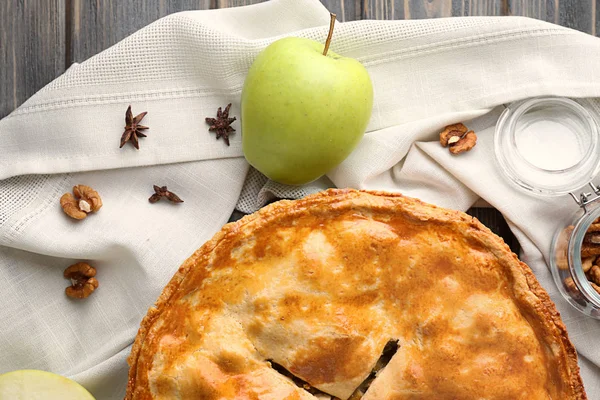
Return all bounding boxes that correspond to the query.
[2,0,600,398]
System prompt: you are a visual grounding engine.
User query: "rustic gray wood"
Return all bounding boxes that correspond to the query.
[508,0,595,35]
[460,0,506,16]
[5,0,600,120]
[362,0,404,20]
[362,0,507,19]
[508,0,556,23]
[217,0,264,7]
[0,0,65,119]
[597,0,600,37]
[322,0,362,22]
[217,0,359,21]
[68,0,213,63]
[405,0,453,19]
[558,0,594,34]
[467,208,520,254]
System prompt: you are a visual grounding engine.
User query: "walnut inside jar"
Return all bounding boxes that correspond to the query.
[579,217,600,294]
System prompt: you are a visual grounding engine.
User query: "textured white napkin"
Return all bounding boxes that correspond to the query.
[2,0,600,398]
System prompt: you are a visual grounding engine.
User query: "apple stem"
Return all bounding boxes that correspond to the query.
[323,13,337,56]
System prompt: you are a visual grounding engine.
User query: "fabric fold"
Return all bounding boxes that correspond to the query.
[3,9,600,180]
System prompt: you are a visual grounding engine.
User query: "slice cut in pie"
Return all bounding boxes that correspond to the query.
[126,189,586,399]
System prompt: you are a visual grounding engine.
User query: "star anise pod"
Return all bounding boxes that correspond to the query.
[149,185,184,204]
[120,105,148,149]
[205,103,236,146]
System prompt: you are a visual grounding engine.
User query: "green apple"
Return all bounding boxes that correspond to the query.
[0,370,95,400]
[241,15,373,185]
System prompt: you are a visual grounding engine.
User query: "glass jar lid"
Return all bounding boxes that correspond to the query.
[495,97,600,196]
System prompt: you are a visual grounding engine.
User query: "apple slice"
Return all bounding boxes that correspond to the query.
[0,370,95,400]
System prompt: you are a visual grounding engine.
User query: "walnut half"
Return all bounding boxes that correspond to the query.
[439,123,477,155]
[439,123,468,147]
[60,185,102,220]
[449,131,477,154]
[64,262,98,299]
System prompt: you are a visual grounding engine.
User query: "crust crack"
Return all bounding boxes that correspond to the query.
[348,339,400,399]
[268,359,338,399]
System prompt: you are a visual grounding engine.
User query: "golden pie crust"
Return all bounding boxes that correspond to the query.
[126,189,586,400]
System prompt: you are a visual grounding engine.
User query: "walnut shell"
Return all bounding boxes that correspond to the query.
[73,185,103,212]
[60,193,87,220]
[60,185,102,220]
[64,262,99,299]
[439,123,468,147]
[449,131,477,155]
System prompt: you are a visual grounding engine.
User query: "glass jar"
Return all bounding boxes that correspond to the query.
[551,200,600,318]
[494,96,600,318]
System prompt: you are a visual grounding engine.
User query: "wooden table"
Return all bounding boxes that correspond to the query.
[3,0,597,253]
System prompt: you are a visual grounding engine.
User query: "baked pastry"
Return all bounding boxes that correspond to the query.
[126,189,586,399]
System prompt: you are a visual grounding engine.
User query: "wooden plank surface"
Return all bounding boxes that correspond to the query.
[3,0,600,251]
[69,0,213,64]
[362,0,404,20]
[467,208,520,254]
[4,0,599,119]
[362,0,507,19]
[322,0,362,21]
[217,0,266,6]
[0,0,65,119]
[508,0,557,23]
[558,0,594,34]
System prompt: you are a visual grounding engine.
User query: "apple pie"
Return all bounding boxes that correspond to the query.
[126,189,586,399]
